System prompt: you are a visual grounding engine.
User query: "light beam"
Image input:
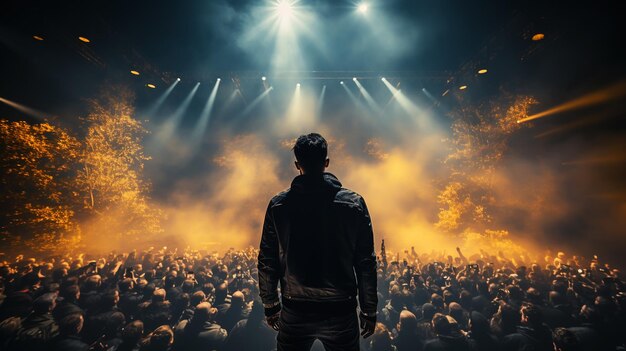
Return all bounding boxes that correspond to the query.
[191,78,221,145]
[0,97,51,120]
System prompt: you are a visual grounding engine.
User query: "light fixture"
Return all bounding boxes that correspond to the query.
[276,0,293,19]
[176,78,181,81]
[340,81,344,85]
[33,35,44,41]
[130,70,140,76]
[478,69,488,74]
[262,76,267,81]
[147,84,156,89]
[459,85,467,90]
[352,77,357,81]
[357,3,369,13]
[78,36,91,43]
[296,83,301,87]
[381,77,386,81]
[532,33,545,41]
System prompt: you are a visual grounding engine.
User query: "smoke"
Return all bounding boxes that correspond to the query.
[136,86,626,269]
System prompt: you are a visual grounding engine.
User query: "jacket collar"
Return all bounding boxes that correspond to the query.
[290,172,342,195]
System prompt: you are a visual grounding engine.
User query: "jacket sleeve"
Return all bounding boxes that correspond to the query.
[354,196,378,315]
[257,200,281,312]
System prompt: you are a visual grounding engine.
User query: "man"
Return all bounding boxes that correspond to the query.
[51,313,89,351]
[258,133,377,351]
[173,302,228,351]
[423,313,470,351]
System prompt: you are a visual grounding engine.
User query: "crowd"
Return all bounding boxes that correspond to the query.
[0,243,623,351]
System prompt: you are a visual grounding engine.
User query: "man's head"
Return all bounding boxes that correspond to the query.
[432,313,451,336]
[293,133,329,174]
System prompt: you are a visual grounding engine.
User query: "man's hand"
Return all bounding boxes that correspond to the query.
[359,312,376,338]
[266,312,281,331]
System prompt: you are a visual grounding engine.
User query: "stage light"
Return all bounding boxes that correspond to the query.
[217,78,221,81]
[459,85,467,90]
[340,81,344,85]
[276,0,294,19]
[357,3,369,13]
[177,78,181,81]
[33,35,44,41]
[297,83,301,87]
[532,33,545,41]
[147,84,156,89]
[130,70,140,76]
[78,36,91,43]
[262,76,267,81]
[381,77,386,81]
[478,69,488,74]
[352,77,357,81]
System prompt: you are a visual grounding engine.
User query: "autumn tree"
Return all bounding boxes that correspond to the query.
[0,119,82,251]
[436,95,538,232]
[77,87,162,243]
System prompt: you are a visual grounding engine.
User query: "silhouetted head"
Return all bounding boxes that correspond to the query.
[33,293,56,314]
[432,313,451,336]
[122,320,144,344]
[293,133,329,175]
[59,313,83,336]
[398,310,417,334]
[553,327,581,351]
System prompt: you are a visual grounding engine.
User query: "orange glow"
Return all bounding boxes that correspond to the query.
[478,69,488,74]
[517,81,626,123]
[130,70,140,76]
[78,36,91,43]
[459,85,467,90]
[33,35,44,41]
[146,84,156,89]
[532,33,545,41]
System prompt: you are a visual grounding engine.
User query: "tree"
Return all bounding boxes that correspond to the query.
[0,119,82,251]
[436,95,537,232]
[77,87,162,243]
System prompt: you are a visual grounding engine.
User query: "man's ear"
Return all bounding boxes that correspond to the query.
[324,158,330,168]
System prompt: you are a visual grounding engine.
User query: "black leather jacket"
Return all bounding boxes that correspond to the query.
[257,173,378,315]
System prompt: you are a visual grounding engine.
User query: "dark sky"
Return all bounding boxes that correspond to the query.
[1,0,626,261]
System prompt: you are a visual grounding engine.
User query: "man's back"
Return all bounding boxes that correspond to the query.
[257,133,377,351]
[260,173,376,306]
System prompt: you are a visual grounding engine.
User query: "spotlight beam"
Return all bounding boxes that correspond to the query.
[341,82,362,107]
[191,79,221,144]
[382,78,432,129]
[517,81,626,123]
[353,78,382,115]
[152,83,201,147]
[170,83,201,129]
[316,85,326,118]
[240,87,274,117]
[144,78,180,117]
[0,97,51,120]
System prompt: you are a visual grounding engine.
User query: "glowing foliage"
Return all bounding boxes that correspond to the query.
[0,120,82,251]
[0,87,162,252]
[436,95,538,233]
[78,87,162,241]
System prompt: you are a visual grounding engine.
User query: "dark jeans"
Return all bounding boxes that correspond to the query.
[277,305,360,351]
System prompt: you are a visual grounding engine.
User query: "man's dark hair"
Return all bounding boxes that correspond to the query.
[122,320,144,343]
[59,313,83,336]
[293,133,328,173]
[432,313,451,335]
[521,303,543,326]
[553,327,581,351]
[33,293,56,314]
